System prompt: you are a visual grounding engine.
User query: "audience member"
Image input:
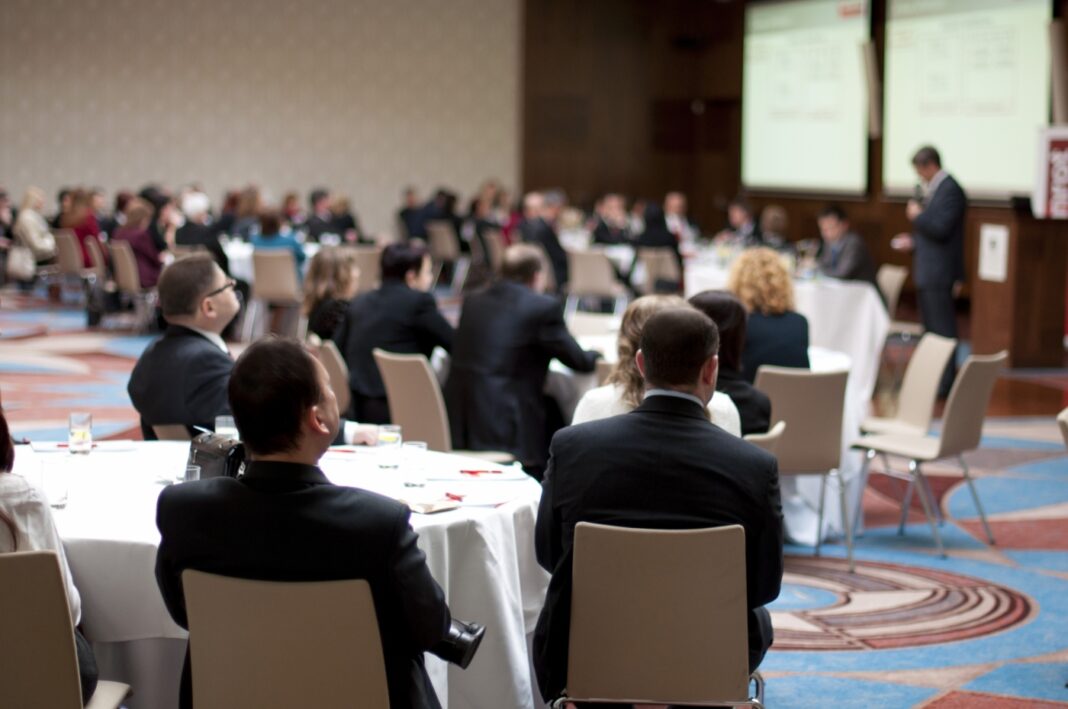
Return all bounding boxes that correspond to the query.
[689,290,772,436]
[729,247,810,382]
[231,186,262,241]
[533,307,783,701]
[519,190,569,290]
[59,188,103,268]
[12,186,57,265]
[334,242,453,423]
[0,401,99,705]
[304,188,334,242]
[590,193,631,245]
[330,196,366,243]
[251,209,305,280]
[0,189,14,241]
[715,195,763,247]
[632,203,683,291]
[99,190,133,236]
[280,190,305,227]
[51,187,72,228]
[303,246,360,341]
[397,186,422,240]
[155,338,452,709]
[817,204,877,285]
[176,191,230,274]
[663,190,698,245]
[759,204,790,249]
[111,197,166,288]
[572,294,741,435]
[445,245,597,476]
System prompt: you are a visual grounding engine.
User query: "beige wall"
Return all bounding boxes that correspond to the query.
[0,0,519,234]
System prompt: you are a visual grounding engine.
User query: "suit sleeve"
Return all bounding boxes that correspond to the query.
[826,237,865,280]
[537,302,598,373]
[913,182,965,244]
[749,454,784,609]
[535,442,563,571]
[185,351,234,422]
[154,488,190,629]
[386,507,452,650]
[415,293,455,354]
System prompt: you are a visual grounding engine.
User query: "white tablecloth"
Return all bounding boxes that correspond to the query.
[224,241,321,284]
[14,442,549,709]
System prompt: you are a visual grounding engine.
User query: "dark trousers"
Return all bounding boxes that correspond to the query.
[917,287,958,396]
[352,393,391,425]
[74,627,99,705]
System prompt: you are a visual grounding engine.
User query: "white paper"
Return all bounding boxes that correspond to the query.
[978,223,1010,283]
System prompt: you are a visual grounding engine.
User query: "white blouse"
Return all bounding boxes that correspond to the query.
[572,383,742,437]
[0,473,82,624]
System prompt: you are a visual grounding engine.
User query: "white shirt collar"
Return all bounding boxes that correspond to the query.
[925,169,948,198]
[643,388,706,408]
[187,325,229,354]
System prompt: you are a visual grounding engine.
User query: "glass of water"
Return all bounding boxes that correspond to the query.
[377,425,402,468]
[68,412,92,454]
[402,441,428,487]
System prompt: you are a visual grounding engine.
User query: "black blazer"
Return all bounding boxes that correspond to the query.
[520,217,568,288]
[741,311,810,383]
[533,395,783,701]
[717,367,772,436]
[126,326,232,439]
[817,231,877,286]
[912,174,967,288]
[445,280,597,469]
[155,461,451,709]
[175,222,230,274]
[333,281,454,400]
[306,297,348,341]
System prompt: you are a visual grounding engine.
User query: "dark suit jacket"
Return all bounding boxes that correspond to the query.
[304,212,334,242]
[912,174,967,288]
[445,280,597,469]
[717,367,772,436]
[333,281,454,400]
[818,231,877,286]
[127,326,232,439]
[175,222,230,274]
[591,218,630,245]
[741,311,810,383]
[520,217,568,288]
[155,461,451,709]
[533,395,784,701]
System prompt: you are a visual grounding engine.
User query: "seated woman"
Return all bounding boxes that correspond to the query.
[251,209,306,281]
[303,246,360,341]
[0,404,98,705]
[689,290,772,436]
[59,188,104,268]
[572,294,742,435]
[728,247,810,383]
[111,197,165,288]
[12,186,57,266]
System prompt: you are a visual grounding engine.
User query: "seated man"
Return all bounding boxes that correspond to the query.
[533,307,783,702]
[155,338,453,708]
[127,254,239,438]
[445,244,598,478]
[816,204,877,286]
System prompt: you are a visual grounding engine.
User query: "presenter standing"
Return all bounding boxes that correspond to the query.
[891,145,966,397]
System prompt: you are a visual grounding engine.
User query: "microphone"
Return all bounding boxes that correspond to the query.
[912,184,924,204]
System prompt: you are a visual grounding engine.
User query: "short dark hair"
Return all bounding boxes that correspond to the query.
[639,308,719,388]
[728,195,752,214]
[258,209,282,236]
[911,145,941,168]
[309,188,329,208]
[0,404,14,473]
[817,204,847,222]
[229,338,322,456]
[381,242,428,281]
[158,254,219,318]
[501,244,542,283]
[688,290,746,373]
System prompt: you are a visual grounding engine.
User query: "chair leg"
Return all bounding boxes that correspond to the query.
[564,294,579,321]
[815,474,827,556]
[897,478,914,535]
[833,469,854,572]
[751,670,765,706]
[852,449,875,539]
[451,257,470,294]
[919,472,945,525]
[911,460,946,558]
[960,454,996,545]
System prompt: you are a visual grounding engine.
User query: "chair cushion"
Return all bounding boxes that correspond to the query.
[852,432,940,461]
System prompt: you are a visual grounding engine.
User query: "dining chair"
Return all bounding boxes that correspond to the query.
[317,340,352,418]
[344,244,382,293]
[743,421,786,457]
[635,247,682,294]
[373,349,515,464]
[564,249,628,320]
[1058,407,1068,450]
[852,351,1007,558]
[876,264,924,339]
[554,523,763,708]
[754,366,853,571]
[0,551,131,709]
[426,220,468,293]
[182,571,388,709]
[244,250,302,340]
[109,240,158,331]
[153,424,193,441]
[863,333,957,436]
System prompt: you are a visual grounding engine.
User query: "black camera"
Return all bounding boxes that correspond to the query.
[430,619,485,669]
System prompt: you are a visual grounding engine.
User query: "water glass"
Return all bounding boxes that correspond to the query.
[68,412,93,454]
[402,441,428,487]
[215,415,239,439]
[181,465,201,484]
[377,425,402,468]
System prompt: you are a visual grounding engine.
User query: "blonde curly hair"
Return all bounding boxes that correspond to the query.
[727,247,795,315]
[606,295,689,410]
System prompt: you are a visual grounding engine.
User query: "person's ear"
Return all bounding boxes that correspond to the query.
[701,354,719,386]
[308,403,331,436]
[635,350,646,378]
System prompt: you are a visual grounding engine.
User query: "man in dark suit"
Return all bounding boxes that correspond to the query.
[519,191,569,291]
[445,244,598,477]
[127,254,239,439]
[304,187,334,242]
[892,145,966,396]
[714,196,763,247]
[155,338,452,709]
[533,307,783,702]
[333,242,454,424]
[816,204,877,287]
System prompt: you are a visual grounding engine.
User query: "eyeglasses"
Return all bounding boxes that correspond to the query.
[204,279,237,298]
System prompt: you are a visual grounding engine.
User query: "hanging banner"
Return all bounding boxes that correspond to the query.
[1033,126,1068,219]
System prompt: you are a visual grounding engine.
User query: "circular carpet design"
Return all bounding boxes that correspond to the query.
[770,556,1033,651]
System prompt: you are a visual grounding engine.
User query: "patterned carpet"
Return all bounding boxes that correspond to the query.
[3,291,1067,707]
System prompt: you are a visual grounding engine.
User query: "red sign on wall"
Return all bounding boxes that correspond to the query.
[1034,129,1068,219]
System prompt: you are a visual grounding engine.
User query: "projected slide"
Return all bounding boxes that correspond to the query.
[883,0,1051,198]
[742,0,870,194]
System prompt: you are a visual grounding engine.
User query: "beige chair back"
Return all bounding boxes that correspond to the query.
[637,247,681,293]
[754,367,848,474]
[426,221,460,262]
[53,229,83,275]
[876,264,908,317]
[109,240,143,294]
[252,250,301,303]
[183,571,388,709]
[594,359,614,386]
[743,420,786,457]
[895,333,957,431]
[530,242,557,292]
[480,228,505,272]
[372,349,452,451]
[0,551,130,709]
[1058,407,1068,450]
[567,249,623,297]
[85,236,108,281]
[153,424,192,441]
[318,340,352,417]
[567,523,750,704]
[345,245,382,293]
[567,311,619,337]
[937,351,1008,458]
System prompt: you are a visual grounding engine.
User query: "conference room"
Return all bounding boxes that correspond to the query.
[2,0,1068,707]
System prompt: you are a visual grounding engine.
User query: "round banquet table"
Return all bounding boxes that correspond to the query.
[13,442,550,709]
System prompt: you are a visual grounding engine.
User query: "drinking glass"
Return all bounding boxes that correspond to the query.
[181,465,201,484]
[215,416,239,439]
[68,412,92,454]
[377,425,402,468]
[402,441,428,487]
